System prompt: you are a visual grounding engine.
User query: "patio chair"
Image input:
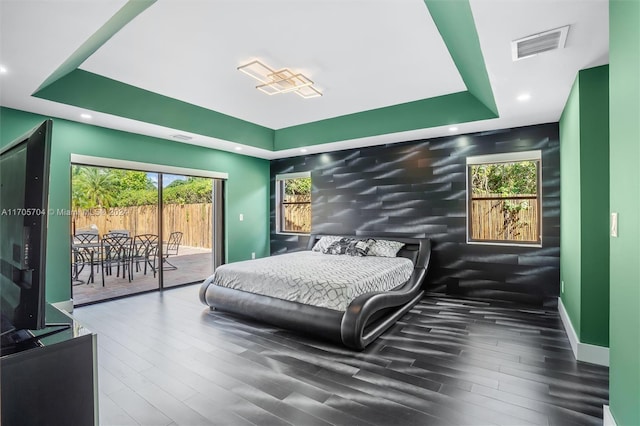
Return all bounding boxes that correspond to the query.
[75,229,99,240]
[72,232,101,284]
[71,242,86,285]
[101,235,133,285]
[131,234,159,277]
[161,231,183,271]
[106,229,130,237]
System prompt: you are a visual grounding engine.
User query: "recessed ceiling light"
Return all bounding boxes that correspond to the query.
[517,93,531,102]
[449,127,458,132]
[0,66,7,74]
[171,134,193,141]
[300,148,308,153]
[80,113,92,119]
[235,146,242,151]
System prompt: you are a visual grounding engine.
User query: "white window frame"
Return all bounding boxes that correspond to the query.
[275,171,311,235]
[69,154,228,180]
[70,154,227,273]
[466,150,542,247]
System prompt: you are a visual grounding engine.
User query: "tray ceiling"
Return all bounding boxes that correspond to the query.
[0,0,609,159]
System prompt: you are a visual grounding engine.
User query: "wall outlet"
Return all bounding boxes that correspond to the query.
[561,280,565,293]
[251,252,255,259]
[239,213,244,221]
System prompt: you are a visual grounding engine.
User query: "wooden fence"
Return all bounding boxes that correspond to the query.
[72,203,213,248]
[470,198,538,242]
[279,196,538,241]
[73,197,536,246]
[283,204,312,233]
[282,193,311,233]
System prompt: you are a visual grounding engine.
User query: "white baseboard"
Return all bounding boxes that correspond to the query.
[557,297,609,366]
[603,405,617,426]
[558,297,579,355]
[51,299,74,314]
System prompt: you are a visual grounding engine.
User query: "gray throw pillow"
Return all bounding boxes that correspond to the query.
[311,235,342,252]
[367,239,405,257]
[323,238,354,255]
[346,238,376,256]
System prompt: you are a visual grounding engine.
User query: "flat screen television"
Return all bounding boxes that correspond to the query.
[0,119,52,340]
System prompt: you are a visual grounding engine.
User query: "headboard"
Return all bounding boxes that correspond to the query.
[306,234,431,270]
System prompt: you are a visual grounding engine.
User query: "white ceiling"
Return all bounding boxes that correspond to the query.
[81,0,466,129]
[0,0,609,160]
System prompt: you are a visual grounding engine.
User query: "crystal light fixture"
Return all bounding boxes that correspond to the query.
[237,59,322,98]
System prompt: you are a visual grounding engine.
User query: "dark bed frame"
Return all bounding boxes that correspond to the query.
[199,235,431,350]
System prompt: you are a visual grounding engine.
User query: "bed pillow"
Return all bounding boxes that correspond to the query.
[311,235,342,252]
[367,239,405,257]
[323,237,354,255]
[322,238,376,256]
[346,238,376,257]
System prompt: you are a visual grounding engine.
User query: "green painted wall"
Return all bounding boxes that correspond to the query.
[559,65,610,347]
[559,77,582,335]
[0,107,271,304]
[609,0,640,424]
[579,65,610,347]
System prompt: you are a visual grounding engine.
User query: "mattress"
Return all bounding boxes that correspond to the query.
[210,251,414,311]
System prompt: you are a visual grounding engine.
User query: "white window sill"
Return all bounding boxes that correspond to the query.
[466,240,542,248]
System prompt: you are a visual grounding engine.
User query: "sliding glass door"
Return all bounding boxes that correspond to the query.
[159,174,214,288]
[71,164,222,305]
[70,165,160,304]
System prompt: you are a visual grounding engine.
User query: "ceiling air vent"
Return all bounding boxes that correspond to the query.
[171,134,193,141]
[511,25,570,61]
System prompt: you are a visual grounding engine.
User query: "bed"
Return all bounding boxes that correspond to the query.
[199,234,431,350]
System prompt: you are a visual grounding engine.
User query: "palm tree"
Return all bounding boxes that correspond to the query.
[73,166,116,208]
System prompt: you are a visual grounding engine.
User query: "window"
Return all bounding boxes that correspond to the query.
[467,151,541,246]
[276,172,311,234]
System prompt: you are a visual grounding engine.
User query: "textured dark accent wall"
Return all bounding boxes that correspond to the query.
[271,123,560,306]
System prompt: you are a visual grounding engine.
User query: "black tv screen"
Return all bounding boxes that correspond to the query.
[0,119,52,332]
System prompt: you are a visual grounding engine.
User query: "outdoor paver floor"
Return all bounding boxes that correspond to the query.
[72,246,212,305]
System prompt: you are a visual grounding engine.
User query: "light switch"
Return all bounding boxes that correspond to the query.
[611,212,618,237]
[239,213,244,221]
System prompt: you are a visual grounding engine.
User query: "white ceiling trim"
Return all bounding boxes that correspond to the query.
[70,153,229,179]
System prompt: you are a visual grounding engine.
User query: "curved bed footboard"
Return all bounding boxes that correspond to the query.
[341,271,426,350]
[341,238,431,350]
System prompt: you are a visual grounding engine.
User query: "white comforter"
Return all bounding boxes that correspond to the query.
[210,251,414,311]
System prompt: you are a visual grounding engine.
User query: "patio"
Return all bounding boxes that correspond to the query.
[72,245,212,305]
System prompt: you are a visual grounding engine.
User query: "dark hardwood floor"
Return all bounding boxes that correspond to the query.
[73,285,608,426]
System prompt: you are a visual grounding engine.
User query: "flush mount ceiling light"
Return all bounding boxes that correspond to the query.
[238,60,322,99]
